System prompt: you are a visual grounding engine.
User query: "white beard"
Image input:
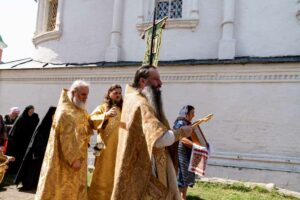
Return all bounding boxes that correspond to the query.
[73,96,87,110]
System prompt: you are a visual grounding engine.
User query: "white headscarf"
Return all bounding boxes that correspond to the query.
[10,107,20,114]
[178,105,189,118]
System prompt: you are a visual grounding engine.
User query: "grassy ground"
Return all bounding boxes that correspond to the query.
[3,171,300,200]
[187,181,300,200]
[88,169,299,200]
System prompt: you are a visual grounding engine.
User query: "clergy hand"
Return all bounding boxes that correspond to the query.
[71,159,81,171]
[105,107,118,118]
[181,126,193,137]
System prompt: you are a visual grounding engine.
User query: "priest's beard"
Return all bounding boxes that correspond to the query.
[73,96,87,110]
[141,85,167,122]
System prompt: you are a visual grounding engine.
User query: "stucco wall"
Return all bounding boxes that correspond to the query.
[32,0,114,63]
[235,0,300,57]
[1,63,300,191]
[32,0,300,63]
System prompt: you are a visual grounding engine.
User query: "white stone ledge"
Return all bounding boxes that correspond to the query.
[209,151,300,173]
[136,18,199,32]
[1,73,299,83]
[32,30,61,45]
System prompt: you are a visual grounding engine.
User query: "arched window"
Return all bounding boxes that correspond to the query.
[33,0,63,45]
[47,0,58,31]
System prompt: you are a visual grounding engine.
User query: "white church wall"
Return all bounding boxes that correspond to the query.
[0,63,300,191]
[121,0,223,61]
[121,0,300,61]
[32,0,114,63]
[31,0,300,63]
[235,0,300,57]
[2,0,300,192]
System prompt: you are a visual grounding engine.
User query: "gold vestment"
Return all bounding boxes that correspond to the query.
[88,103,121,200]
[35,89,92,200]
[111,85,181,200]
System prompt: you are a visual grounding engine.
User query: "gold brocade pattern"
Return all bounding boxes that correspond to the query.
[88,103,121,200]
[35,89,92,200]
[153,148,168,187]
[111,85,180,200]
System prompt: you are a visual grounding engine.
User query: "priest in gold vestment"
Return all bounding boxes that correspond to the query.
[88,84,123,200]
[111,66,193,200]
[35,80,92,200]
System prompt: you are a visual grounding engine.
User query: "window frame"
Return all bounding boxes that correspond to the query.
[136,0,199,32]
[33,0,64,45]
[156,0,183,20]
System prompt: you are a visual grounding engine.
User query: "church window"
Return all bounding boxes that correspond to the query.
[156,0,182,20]
[47,0,58,31]
[136,0,198,32]
[33,0,63,45]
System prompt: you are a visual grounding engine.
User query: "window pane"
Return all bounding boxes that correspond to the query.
[157,1,169,20]
[170,0,182,19]
[47,0,58,31]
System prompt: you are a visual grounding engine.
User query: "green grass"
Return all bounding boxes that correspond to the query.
[187,181,300,200]
[87,169,299,200]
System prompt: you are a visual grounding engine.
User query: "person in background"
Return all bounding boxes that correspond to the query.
[88,84,123,200]
[5,105,39,174]
[173,105,196,200]
[14,106,56,191]
[4,107,21,135]
[2,107,20,153]
[0,115,5,150]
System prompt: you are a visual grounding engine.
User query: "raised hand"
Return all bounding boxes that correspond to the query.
[105,107,118,118]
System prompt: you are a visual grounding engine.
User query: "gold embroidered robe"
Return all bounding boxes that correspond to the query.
[111,85,181,200]
[35,89,92,200]
[88,103,121,200]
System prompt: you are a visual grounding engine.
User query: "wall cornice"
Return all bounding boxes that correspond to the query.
[32,30,61,45]
[1,63,299,84]
[136,19,199,32]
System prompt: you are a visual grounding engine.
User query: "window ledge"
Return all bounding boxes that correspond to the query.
[32,30,61,45]
[136,18,199,32]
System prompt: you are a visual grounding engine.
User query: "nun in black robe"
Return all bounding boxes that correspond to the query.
[14,106,56,190]
[5,105,40,174]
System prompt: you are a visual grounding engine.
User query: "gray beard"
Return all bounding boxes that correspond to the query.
[74,97,87,110]
[68,91,87,110]
[141,85,166,122]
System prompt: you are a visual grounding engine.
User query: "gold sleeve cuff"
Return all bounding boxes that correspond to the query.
[173,128,185,142]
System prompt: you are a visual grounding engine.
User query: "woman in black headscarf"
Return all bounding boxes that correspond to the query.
[5,105,39,174]
[14,106,56,190]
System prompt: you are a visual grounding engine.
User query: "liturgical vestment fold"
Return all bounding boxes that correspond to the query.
[111,85,180,200]
[88,103,121,200]
[35,89,92,200]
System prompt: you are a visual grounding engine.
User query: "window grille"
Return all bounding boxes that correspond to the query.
[156,0,182,20]
[47,0,58,31]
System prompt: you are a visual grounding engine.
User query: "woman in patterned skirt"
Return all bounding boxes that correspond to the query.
[173,105,196,200]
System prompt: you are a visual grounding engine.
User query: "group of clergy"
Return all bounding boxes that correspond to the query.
[34,65,194,200]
